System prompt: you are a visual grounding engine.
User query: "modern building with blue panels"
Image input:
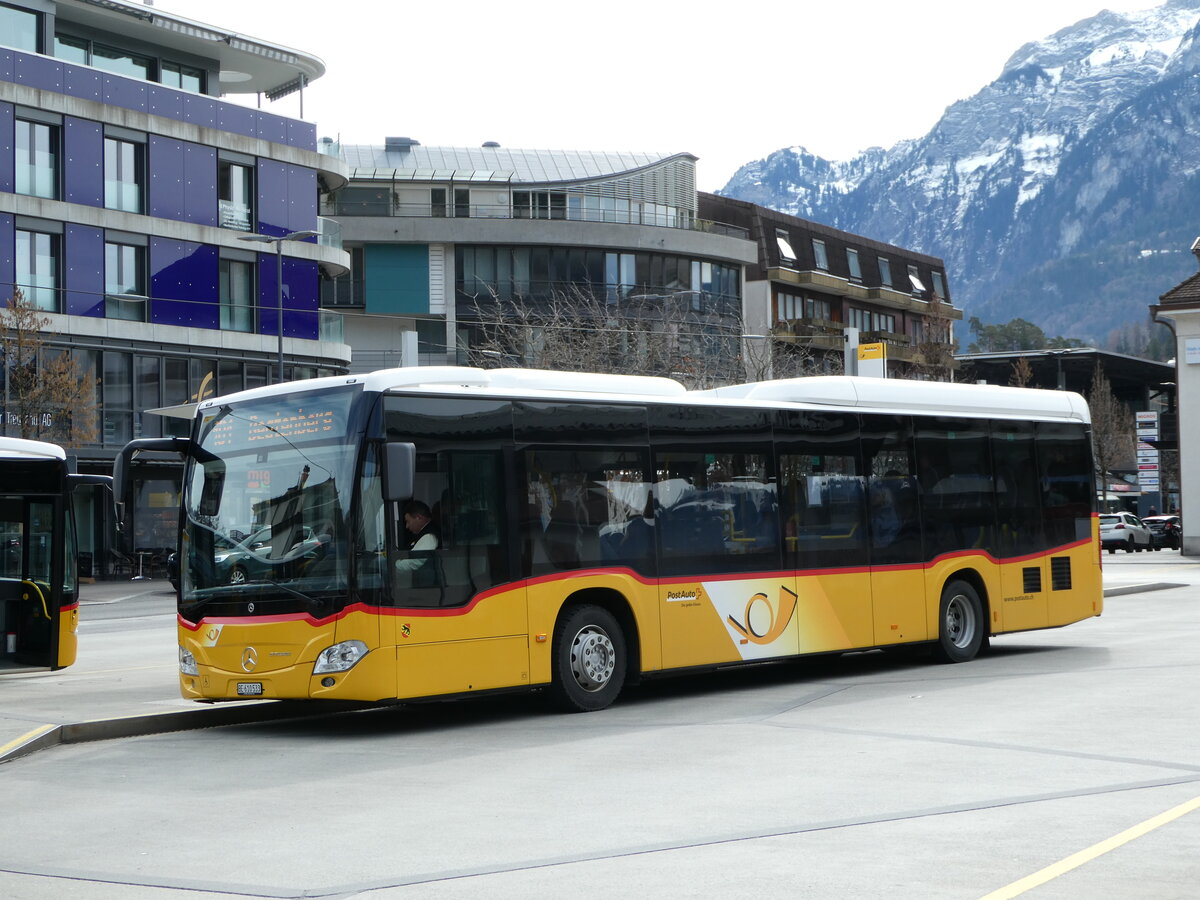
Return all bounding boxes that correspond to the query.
[0,0,350,575]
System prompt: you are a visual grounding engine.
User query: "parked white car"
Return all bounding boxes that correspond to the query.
[1099,513,1152,553]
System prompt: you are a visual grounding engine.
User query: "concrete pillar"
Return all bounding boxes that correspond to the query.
[1153,296,1200,556]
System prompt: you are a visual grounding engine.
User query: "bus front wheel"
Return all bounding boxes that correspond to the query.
[933,580,984,664]
[550,604,626,712]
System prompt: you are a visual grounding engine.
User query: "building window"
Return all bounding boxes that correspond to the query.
[135,356,161,439]
[931,270,946,299]
[876,312,896,333]
[776,230,797,264]
[777,291,799,321]
[878,257,892,287]
[847,248,862,281]
[105,241,147,321]
[812,239,828,271]
[15,119,59,199]
[2,3,40,52]
[53,33,89,63]
[15,229,59,312]
[513,191,530,219]
[332,186,389,216]
[218,158,254,231]
[219,259,254,332]
[911,318,926,343]
[908,265,927,294]
[431,187,447,217]
[92,43,152,80]
[161,61,203,93]
[102,351,133,446]
[454,188,470,218]
[848,307,870,331]
[104,137,144,213]
[777,292,831,323]
[512,191,567,220]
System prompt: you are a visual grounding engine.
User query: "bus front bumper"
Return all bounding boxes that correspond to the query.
[179,646,394,701]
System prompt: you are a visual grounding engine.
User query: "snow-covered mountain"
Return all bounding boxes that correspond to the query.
[719,0,1200,347]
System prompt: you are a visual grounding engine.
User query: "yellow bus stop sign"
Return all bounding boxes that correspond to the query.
[857,342,886,360]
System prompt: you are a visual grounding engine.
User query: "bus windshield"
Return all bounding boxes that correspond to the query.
[180,385,363,617]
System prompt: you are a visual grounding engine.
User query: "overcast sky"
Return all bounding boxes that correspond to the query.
[160,0,1164,191]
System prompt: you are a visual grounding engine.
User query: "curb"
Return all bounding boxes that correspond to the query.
[0,699,395,766]
[1103,582,1187,598]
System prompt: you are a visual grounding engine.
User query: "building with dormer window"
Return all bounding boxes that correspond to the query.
[699,194,962,378]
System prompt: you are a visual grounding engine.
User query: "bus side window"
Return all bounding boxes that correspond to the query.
[915,417,994,559]
[861,414,923,565]
[653,448,777,577]
[522,448,653,577]
[991,421,1044,556]
[776,409,868,570]
[1036,423,1094,546]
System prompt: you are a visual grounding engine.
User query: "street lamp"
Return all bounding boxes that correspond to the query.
[237,229,318,384]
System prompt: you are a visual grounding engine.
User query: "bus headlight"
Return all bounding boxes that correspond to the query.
[313,640,368,674]
[179,645,199,676]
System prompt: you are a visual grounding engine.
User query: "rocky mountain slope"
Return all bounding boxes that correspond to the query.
[719,0,1200,348]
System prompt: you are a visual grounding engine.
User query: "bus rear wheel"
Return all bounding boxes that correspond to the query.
[550,604,626,712]
[933,580,984,663]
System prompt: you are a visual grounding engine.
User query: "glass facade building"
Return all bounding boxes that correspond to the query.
[0,0,350,575]
[322,141,756,371]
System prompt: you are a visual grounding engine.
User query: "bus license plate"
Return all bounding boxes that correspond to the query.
[236,682,263,696]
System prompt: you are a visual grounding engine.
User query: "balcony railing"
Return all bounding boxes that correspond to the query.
[319,196,749,239]
[860,330,912,346]
[7,282,346,347]
[318,310,344,343]
[316,217,342,251]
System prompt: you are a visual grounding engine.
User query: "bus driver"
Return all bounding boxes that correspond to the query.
[395,500,440,582]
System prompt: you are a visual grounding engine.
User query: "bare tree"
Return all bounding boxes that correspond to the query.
[1,290,98,445]
[1087,362,1134,498]
[904,293,957,381]
[465,287,761,389]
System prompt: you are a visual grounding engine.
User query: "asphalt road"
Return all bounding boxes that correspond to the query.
[2,553,1198,899]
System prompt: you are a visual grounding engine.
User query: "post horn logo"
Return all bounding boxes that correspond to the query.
[727,586,799,645]
[241,646,259,672]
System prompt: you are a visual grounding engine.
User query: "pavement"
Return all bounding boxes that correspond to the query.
[0,554,1194,766]
[0,578,372,765]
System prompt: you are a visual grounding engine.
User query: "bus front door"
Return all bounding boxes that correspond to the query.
[0,495,67,671]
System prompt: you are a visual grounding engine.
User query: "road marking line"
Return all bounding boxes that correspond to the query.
[980,794,1200,899]
[0,724,56,757]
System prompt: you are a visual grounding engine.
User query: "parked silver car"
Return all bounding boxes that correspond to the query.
[1099,512,1152,553]
[214,526,326,584]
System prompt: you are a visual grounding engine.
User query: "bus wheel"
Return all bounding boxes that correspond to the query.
[551,605,625,712]
[933,580,984,664]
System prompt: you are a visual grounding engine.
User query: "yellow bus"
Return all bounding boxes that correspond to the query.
[116,368,1102,711]
[0,437,107,673]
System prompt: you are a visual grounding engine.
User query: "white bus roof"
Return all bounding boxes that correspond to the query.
[697,376,1091,423]
[195,367,1090,424]
[0,436,67,461]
